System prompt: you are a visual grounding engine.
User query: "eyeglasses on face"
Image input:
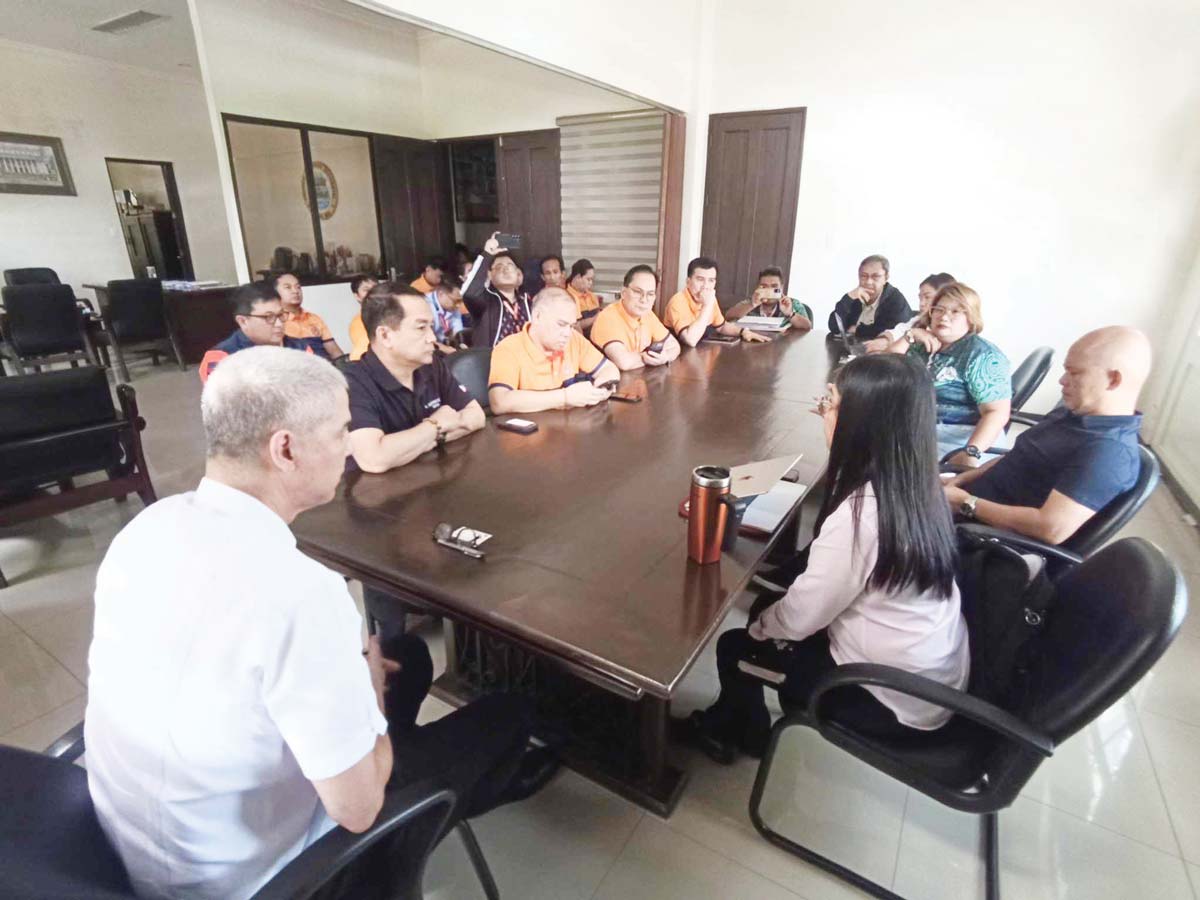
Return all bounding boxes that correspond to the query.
[930,305,966,318]
[244,312,289,325]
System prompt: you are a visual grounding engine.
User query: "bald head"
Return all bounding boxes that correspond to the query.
[529,287,580,353]
[1060,326,1152,416]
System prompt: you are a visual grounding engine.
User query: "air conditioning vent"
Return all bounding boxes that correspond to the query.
[91,10,168,34]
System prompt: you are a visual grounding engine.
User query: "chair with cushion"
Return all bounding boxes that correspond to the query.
[100,278,184,381]
[747,536,1187,900]
[0,367,156,588]
[4,266,62,287]
[0,283,98,375]
[446,347,493,411]
[0,724,457,900]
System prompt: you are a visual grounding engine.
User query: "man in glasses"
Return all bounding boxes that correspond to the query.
[198,283,315,383]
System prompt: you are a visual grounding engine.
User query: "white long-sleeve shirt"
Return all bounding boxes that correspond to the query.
[750,487,969,729]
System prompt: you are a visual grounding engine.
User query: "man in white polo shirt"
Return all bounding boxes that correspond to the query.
[85,347,552,899]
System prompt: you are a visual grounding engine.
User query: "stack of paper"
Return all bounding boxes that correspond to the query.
[737,315,790,333]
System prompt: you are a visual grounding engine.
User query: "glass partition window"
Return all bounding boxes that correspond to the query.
[307,131,381,277]
[226,120,318,279]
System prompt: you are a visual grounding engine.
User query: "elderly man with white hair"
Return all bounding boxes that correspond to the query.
[85,347,552,900]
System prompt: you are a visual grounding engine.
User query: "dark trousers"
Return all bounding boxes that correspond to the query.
[704,624,913,753]
[381,633,531,820]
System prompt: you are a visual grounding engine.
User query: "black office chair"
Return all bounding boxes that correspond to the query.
[954,443,1161,568]
[446,347,493,411]
[0,367,157,588]
[0,724,456,900]
[4,267,62,287]
[100,278,185,381]
[0,283,99,375]
[1009,346,1053,413]
[747,537,1187,900]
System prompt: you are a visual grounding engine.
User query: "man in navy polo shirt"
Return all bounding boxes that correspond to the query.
[198,283,312,383]
[345,283,485,474]
[944,326,1152,544]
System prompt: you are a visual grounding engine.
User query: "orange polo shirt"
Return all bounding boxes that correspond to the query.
[589,301,669,354]
[348,314,369,361]
[411,275,433,294]
[284,308,333,342]
[662,289,725,334]
[489,324,607,391]
[567,284,600,315]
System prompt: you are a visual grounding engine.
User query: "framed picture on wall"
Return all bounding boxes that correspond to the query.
[450,139,499,223]
[0,132,76,196]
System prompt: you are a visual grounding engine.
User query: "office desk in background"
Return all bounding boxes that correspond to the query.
[293,332,837,814]
[85,282,236,365]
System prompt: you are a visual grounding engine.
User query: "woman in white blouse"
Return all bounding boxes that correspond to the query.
[679,353,970,763]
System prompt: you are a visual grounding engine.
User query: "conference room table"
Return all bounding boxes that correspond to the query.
[293,329,845,814]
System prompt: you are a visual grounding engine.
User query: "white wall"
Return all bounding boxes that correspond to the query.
[417,33,644,139]
[192,0,429,138]
[706,0,1200,415]
[0,40,238,294]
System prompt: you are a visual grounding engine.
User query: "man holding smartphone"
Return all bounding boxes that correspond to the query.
[727,266,813,333]
[663,256,770,346]
[590,264,681,370]
[488,288,619,413]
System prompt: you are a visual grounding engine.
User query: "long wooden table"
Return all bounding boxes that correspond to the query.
[293,331,841,813]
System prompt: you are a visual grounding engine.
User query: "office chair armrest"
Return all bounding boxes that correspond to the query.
[0,419,129,453]
[45,722,86,762]
[809,663,1054,757]
[956,522,1084,567]
[116,383,147,432]
[251,782,456,900]
[1009,411,1044,428]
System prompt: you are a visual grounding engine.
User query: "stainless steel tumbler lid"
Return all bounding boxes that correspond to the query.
[692,465,731,489]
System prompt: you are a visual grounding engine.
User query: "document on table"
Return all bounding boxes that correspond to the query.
[741,480,807,534]
[737,315,791,333]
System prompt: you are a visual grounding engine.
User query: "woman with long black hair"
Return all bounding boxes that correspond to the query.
[680,353,969,763]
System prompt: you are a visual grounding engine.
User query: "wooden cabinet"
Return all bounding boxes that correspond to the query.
[120,210,186,280]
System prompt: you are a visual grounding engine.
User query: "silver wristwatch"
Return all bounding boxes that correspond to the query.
[960,495,979,519]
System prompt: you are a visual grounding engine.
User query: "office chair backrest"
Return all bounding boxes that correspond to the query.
[0,283,85,356]
[3,267,61,287]
[446,347,492,411]
[1022,538,1185,741]
[1062,444,1160,556]
[0,745,136,898]
[106,278,167,343]
[1010,346,1053,413]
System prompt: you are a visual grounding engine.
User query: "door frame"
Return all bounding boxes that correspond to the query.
[699,106,807,300]
[105,157,195,280]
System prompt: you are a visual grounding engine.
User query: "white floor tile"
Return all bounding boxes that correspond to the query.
[1188,861,1200,899]
[679,726,907,889]
[22,607,94,682]
[1116,516,1200,575]
[1132,631,1200,728]
[592,815,804,900]
[1141,712,1200,865]
[0,629,84,734]
[0,562,98,632]
[0,611,19,637]
[894,793,1194,900]
[1142,487,1191,528]
[1020,696,1179,853]
[424,769,643,900]
[0,694,88,752]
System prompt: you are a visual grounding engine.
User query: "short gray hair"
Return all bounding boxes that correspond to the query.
[201,347,347,460]
[859,254,890,274]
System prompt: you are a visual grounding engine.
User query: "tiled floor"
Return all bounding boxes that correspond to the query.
[3,361,1200,899]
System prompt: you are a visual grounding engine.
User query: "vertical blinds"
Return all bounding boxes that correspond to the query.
[558,111,664,294]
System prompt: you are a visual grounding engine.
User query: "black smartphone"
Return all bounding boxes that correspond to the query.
[610,391,643,403]
[647,339,666,354]
[595,379,620,392]
[495,233,522,250]
[497,418,538,435]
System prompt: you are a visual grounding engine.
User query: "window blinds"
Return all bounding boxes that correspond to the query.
[558,111,664,295]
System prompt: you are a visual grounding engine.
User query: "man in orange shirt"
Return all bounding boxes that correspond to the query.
[488,288,618,414]
[274,273,344,359]
[347,274,378,361]
[590,265,681,371]
[410,257,446,295]
[663,257,769,347]
[198,283,313,383]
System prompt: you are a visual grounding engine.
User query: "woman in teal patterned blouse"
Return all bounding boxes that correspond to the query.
[894,283,1011,465]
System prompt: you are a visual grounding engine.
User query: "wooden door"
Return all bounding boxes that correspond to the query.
[699,108,806,303]
[373,135,455,280]
[497,129,562,263]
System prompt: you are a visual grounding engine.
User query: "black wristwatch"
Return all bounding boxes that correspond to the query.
[965,444,982,460]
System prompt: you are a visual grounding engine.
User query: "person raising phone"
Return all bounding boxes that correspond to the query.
[462,232,533,348]
[727,266,813,333]
[488,287,620,414]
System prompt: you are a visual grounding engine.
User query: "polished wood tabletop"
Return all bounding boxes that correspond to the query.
[293,330,838,700]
